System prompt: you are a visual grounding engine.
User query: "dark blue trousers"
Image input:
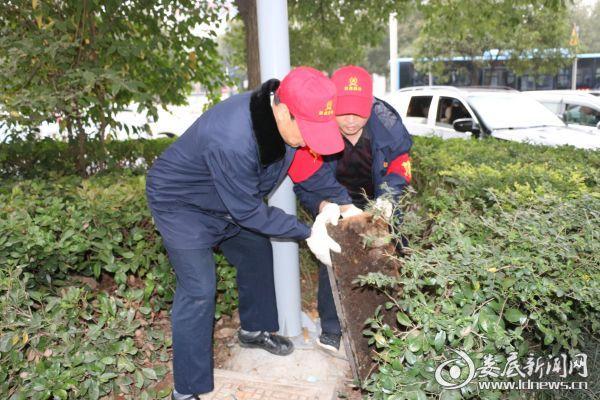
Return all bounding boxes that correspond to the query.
[165,229,279,395]
[317,262,342,336]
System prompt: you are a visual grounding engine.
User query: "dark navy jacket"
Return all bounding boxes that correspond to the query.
[292,98,413,215]
[146,80,349,249]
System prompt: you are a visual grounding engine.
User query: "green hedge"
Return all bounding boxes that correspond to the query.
[0,172,237,399]
[1,136,599,399]
[363,137,600,399]
[0,137,174,178]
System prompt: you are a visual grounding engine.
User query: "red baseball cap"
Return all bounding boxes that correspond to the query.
[277,66,343,155]
[331,65,373,118]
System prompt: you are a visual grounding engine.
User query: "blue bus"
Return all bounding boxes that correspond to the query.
[396,53,600,91]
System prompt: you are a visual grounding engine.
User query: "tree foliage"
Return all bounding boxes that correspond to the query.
[287,0,407,72]
[365,6,424,75]
[569,0,600,53]
[0,0,228,173]
[414,0,574,84]
[221,0,408,77]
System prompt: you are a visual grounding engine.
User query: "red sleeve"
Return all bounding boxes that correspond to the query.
[288,146,323,183]
[386,153,412,183]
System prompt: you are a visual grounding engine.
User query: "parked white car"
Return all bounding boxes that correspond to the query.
[524,90,600,134]
[0,94,208,142]
[384,86,600,150]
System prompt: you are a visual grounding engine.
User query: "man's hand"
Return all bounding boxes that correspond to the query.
[316,202,341,226]
[340,204,363,219]
[374,198,393,220]
[306,219,341,267]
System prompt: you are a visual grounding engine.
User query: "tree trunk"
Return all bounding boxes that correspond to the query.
[236,0,261,89]
[75,118,87,177]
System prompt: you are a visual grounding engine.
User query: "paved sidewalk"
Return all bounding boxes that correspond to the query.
[206,369,331,400]
[204,332,354,400]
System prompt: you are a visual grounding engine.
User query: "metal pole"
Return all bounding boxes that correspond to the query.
[256,0,302,338]
[389,13,398,92]
[571,57,578,90]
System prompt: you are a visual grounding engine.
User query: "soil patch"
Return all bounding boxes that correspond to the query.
[328,213,401,383]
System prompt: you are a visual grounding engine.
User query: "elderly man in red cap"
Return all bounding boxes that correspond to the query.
[291,65,413,354]
[147,66,355,399]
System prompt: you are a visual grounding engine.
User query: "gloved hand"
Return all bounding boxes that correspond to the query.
[306,220,341,267]
[316,202,341,226]
[341,204,363,219]
[374,198,394,220]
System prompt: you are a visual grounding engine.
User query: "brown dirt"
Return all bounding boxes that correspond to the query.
[213,311,241,368]
[328,213,401,384]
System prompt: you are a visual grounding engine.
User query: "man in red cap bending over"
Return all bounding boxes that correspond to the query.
[292,66,413,354]
[147,67,355,399]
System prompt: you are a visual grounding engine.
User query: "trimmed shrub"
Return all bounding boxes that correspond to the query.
[362,138,599,399]
[0,137,174,178]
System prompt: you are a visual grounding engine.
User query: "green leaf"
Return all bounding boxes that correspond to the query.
[138,306,151,315]
[117,356,136,372]
[134,369,144,389]
[396,311,412,327]
[434,330,446,351]
[100,356,115,365]
[142,367,158,380]
[99,372,118,382]
[504,308,526,324]
[463,334,474,351]
[373,333,386,347]
[88,381,100,400]
[404,350,417,364]
[440,389,463,400]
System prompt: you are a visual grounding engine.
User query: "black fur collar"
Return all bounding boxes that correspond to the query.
[250,79,285,167]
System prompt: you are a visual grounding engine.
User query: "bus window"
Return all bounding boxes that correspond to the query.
[577,59,594,89]
[407,96,433,119]
[557,68,571,89]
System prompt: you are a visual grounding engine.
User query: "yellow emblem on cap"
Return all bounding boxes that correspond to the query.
[344,76,362,92]
[319,100,334,116]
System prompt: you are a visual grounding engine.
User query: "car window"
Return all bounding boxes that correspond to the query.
[436,97,471,127]
[539,101,562,115]
[406,96,432,118]
[564,104,600,127]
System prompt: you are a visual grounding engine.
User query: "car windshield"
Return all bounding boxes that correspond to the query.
[467,94,565,130]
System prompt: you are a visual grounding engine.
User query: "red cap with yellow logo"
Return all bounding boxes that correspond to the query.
[277,66,343,155]
[331,65,373,118]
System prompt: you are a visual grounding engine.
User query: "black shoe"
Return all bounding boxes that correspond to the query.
[238,330,294,356]
[317,332,341,353]
[171,391,201,400]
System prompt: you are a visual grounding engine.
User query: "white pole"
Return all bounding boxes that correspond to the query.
[389,13,398,92]
[571,57,578,90]
[256,0,302,338]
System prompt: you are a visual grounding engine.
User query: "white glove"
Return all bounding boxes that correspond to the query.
[341,204,363,219]
[374,198,393,220]
[306,221,341,267]
[316,202,341,226]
